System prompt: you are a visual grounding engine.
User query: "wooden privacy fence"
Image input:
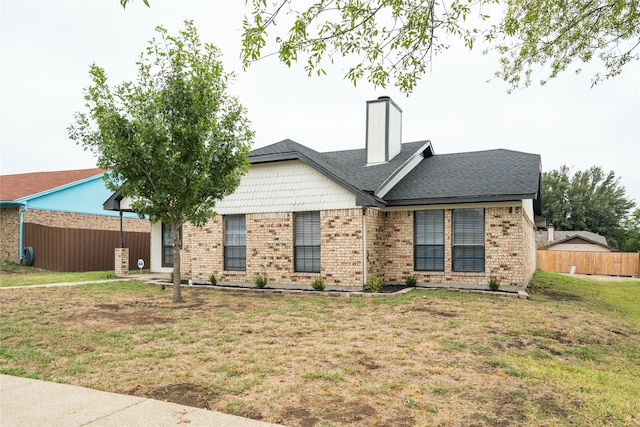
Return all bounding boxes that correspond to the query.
[537,250,640,277]
[23,223,150,272]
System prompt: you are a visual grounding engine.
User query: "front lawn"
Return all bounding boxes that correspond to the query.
[1,271,638,426]
[0,262,149,287]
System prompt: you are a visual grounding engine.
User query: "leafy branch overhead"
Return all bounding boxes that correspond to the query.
[120,1,639,93]
[240,0,640,93]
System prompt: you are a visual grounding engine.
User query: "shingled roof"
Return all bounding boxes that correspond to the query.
[249,139,541,209]
[0,168,105,201]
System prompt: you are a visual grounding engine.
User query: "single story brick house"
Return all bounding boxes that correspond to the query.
[149,97,543,291]
[0,168,150,271]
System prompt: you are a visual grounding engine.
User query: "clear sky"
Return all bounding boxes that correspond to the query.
[1,0,639,206]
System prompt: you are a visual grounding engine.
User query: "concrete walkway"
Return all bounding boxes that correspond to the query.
[1,375,282,427]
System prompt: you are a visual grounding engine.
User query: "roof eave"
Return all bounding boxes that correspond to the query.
[0,201,26,208]
[384,193,538,207]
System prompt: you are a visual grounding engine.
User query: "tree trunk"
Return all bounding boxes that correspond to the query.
[172,221,183,303]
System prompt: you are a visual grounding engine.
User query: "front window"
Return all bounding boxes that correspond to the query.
[161,223,182,268]
[414,210,444,271]
[294,211,320,273]
[452,208,485,272]
[224,215,246,271]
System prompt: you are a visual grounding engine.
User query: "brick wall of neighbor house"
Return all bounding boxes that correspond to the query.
[23,209,150,233]
[0,208,20,261]
[188,209,366,288]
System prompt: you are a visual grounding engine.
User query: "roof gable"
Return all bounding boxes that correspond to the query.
[537,230,609,246]
[547,234,614,251]
[383,149,541,206]
[250,142,541,209]
[0,168,105,201]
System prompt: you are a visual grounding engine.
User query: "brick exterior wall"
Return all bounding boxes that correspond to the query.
[182,203,536,291]
[0,208,20,261]
[365,208,386,280]
[381,205,535,290]
[23,210,150,233]
[115,248,129,277]
[186,209,365,289]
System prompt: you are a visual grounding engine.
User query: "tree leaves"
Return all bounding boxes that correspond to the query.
[239,0,639,93]
[68,21,254,301]
[541,165,635,246]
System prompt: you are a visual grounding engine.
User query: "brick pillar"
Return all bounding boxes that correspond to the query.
[115,248,129,277]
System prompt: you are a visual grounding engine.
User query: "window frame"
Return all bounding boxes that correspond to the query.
[294,211,321,273]
[224,215,247,271]
[414,209,445,271]
[452,208,485,272]
[161,223,182,268]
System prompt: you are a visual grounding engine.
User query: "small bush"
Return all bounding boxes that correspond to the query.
[311,278,325,291]
[254,275,268,288]
[488,277,500,292]
[404,275,417,287]
[209,274,217,286]
[170,272,174,282]
[368,276,383,293]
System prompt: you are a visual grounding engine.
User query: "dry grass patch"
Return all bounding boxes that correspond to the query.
[1,272,639,426]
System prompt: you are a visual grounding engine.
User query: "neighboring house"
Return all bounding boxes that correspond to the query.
[0,168,150,271]
[146,97,543,291]
[537,225,614,252]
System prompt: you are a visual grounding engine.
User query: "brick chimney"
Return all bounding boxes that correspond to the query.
[366,96,402,164]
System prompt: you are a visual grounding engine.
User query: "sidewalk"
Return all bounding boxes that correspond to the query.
[1,375,283,427]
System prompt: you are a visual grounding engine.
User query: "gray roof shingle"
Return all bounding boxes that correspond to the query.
[383,149,541,205]
[249,139,541,208]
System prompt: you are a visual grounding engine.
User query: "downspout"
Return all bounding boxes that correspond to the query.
[362,207,368,287]
[18,203,26,262]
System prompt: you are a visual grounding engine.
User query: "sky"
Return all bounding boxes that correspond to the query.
[1,0,639,206]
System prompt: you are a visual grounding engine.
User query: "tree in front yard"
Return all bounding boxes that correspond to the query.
[542,165,635,245]
[69,21,254,302]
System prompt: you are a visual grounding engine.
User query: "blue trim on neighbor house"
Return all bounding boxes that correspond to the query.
[13,173,138,218]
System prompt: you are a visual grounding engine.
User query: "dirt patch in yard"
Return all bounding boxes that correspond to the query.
[61,302,175,326]
[1,279,639,426]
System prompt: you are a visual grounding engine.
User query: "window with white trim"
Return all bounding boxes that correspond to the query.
[414,210,444,271]
[294,211,320,273]
[224,215,246,271]
[452,208,485,272]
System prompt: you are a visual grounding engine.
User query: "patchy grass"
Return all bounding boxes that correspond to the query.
[0,271,638,426]
[0,262,151,287]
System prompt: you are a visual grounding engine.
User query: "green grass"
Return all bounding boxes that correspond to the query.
[531,270,640,327]
[0,270,638,426]
[0,262,151,287]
